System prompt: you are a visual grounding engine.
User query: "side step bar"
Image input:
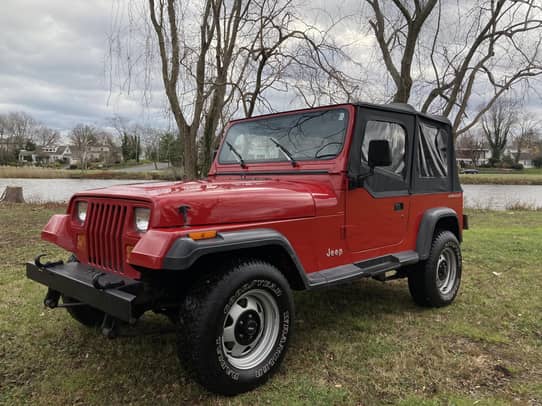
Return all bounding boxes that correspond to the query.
[306,251,419,288]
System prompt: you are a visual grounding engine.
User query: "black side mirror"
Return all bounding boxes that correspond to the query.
[368,139,392,168]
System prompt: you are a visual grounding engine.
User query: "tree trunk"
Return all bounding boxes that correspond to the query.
[1,186,25,203]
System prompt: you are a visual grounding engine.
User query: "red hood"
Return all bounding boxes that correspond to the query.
[74,179,322,227]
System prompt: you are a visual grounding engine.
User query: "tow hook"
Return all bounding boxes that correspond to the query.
[44,288,60,308]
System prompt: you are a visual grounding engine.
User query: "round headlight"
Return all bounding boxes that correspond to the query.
[76,202,88,223]
[135,208,150,232]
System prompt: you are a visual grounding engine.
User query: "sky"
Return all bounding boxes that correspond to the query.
[1,0,541,133]
[0,0,169,131]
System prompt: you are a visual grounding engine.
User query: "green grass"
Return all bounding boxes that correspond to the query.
[1,205,541,405]
[460,172,542,185]
[460,167,542,184]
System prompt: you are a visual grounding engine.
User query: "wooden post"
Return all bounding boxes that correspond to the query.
[0,186,25,203]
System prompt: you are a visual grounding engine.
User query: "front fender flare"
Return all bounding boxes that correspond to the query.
[162,228,310,289]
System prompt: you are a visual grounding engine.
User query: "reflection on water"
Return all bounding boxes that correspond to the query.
[0,178,541,210]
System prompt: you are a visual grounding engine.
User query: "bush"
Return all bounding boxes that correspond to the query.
[533,156,542,169]
[488,157,500,167]
[511,163,524,170]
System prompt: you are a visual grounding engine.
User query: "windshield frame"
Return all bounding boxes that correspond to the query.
[217,106,350,166]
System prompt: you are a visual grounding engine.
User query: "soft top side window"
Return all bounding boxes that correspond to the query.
[417,122,448,178]
[361,120,406,178]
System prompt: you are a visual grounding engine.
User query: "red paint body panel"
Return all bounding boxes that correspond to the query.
[42,214,76,253]
[40,103,464,282]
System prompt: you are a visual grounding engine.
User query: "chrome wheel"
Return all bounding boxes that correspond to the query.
[436,247,457,295]
[221,289,280,370]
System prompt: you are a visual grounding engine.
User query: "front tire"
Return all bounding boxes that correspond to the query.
[177,260,294,395]
[62,296,105,327]
[63,254,105,327]
[408,230,462,307]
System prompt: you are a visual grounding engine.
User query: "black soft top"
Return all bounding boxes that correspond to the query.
[355,102,452,126]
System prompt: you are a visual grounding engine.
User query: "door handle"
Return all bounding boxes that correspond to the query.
[394,202,404,211]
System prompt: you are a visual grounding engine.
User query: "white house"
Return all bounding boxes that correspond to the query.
[18,145,74,165]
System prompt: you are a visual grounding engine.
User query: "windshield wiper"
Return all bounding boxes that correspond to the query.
[269,137,298,167]
[226,141,247,168]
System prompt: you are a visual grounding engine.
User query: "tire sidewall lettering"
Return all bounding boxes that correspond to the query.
[217,277,289,382]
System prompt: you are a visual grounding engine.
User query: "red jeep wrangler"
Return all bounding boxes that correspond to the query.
[27,102,466,395]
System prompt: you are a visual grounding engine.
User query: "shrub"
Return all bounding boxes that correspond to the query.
[511,163,524,170]
[533,156,542,169]
[488,157,500,167]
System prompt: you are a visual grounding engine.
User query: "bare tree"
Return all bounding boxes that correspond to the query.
[35,126,60,148]
[364,0,542,136]
[70,124,98,170]
[3,112,38,147]
[481,99,518,163]
[140,126,162,169]
[0,112,39,163]
[110,0,351,177]
[513,112,540,163]
[456,130,488,167]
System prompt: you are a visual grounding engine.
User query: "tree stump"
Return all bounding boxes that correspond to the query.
[0,186,25,203]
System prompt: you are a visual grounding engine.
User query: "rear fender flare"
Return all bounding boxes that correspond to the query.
[416,207,460,261]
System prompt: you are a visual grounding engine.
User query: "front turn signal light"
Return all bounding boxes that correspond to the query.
[188,230,218,240]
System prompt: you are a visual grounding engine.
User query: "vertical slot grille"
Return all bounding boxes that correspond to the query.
[87,202,127,273]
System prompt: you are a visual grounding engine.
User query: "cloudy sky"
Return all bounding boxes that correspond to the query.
[0,0,170,131]
[1,0,541,133]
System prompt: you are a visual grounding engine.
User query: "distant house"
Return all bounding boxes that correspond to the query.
[504,148,536,168]
[70,143,122,167]
[516,152,535,168]
[18,145,74,165]
[455,148,490,167]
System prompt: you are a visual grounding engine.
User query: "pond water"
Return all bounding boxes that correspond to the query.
[0,178,152,203]
[0,178,541,210]
[462,184,542,210]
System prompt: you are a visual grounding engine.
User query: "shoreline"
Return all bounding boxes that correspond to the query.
[2,166,542,185]
[0,166,178,181]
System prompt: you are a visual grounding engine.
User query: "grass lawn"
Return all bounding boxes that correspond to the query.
[460,173,542,185]
[1,205,541,405]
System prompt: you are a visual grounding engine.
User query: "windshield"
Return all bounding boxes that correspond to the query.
[218,108,349,164]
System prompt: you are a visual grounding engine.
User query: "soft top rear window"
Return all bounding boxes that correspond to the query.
[219,108,349,164]
[417,122,448,178]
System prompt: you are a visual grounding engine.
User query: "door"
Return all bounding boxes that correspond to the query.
[345,107,415,253]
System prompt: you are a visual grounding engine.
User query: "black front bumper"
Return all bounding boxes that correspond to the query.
[26,261,147,323]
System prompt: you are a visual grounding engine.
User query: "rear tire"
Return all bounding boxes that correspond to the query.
[177,259,294,395]
[408,230,462,307]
